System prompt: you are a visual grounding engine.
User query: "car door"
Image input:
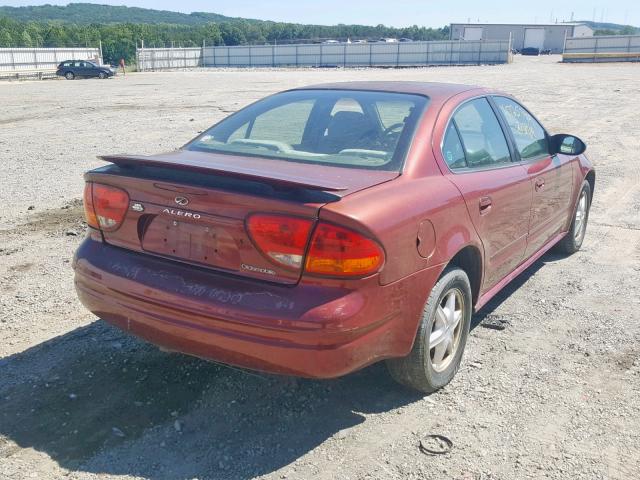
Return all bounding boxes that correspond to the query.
[439,97,532,292]
[83,62,99,77]
[491,96,574,258]
[73,61,87,77]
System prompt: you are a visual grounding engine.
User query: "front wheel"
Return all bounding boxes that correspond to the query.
[386,267,472,393]
[556,180,591,254]
[98,72,107,79]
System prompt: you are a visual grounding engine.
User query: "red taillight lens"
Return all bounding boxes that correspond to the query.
[305,222,384,277]
[246,214,314,269]
[83,182,129,232]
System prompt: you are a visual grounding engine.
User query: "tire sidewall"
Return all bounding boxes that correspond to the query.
[569,181,592,250]
[420,269,473,389]
[99,72,106,79]
[65,72,74,80]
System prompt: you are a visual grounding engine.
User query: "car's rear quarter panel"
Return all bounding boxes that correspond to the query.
[318,174,481,286]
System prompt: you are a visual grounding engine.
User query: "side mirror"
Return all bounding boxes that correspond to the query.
[549,134,586,156]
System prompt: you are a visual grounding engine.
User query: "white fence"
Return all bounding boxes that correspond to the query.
[135,47,202,70]
[563,35,640,62]
[0,47,102,79]
[137,40,511,71]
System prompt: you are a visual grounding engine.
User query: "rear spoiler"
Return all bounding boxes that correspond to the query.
[99,154,348,192]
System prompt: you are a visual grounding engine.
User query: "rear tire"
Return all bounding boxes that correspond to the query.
[387,267,472,393]
[65,72,75,80]
[556,180,591,254]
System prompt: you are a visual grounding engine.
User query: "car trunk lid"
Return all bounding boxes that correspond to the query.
[86,150,398,285]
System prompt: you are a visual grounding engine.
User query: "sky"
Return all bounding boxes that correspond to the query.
[2,0,639,27]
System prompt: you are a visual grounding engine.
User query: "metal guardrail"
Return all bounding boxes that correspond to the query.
[563,35,640,63]
[137,40,512,71]
[0,68,58,81]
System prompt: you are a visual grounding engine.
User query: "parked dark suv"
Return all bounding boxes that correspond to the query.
[56,60,115,80]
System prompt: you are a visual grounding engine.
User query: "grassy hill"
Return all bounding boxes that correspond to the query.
[0,3,239,25]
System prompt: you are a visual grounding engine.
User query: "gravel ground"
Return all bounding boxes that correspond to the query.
[0,55,639,480]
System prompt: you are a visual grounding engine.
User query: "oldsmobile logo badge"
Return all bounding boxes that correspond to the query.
[174,196,189,206]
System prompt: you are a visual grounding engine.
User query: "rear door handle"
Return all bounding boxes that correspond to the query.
[479,196,492,215]
[535,178,545,191]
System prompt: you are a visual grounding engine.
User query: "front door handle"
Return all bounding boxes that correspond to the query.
[479,196,493,215]
[535,178,545,191]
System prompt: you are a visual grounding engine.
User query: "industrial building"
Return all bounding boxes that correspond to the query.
[449,23,594,53]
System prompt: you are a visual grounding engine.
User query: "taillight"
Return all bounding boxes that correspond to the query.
[82,182,129,231]
[83,183,98,229]
[246,214,384,277]
[305,222,384,277]
[246,214,314,269]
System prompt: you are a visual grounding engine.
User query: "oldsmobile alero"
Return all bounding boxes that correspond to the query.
[73,82,594,392]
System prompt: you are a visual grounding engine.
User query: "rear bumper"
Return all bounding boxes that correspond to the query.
[73,237,438,378]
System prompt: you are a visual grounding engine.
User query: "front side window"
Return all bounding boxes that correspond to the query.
[187,89,429,171]
[375,99,415,130]
[493,96,548,160]
[452,98,512,169]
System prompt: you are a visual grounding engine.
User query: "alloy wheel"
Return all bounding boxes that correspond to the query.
[429,288,464,372]
[574,190,588,243]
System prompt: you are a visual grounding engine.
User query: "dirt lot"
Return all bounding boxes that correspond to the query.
[0,55,639,480]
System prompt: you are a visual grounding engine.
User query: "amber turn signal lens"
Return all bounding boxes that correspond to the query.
[83,183,99,229]
[305,222,384,277]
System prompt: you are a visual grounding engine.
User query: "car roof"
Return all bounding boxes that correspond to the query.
[291,81,490,101]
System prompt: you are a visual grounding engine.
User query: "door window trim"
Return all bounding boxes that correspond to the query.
[439,95,520,174]
[488,95,552,164]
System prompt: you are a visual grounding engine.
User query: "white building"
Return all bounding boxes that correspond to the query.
[449,23,593,53]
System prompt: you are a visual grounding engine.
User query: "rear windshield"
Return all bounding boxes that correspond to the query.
[187,89,429,171]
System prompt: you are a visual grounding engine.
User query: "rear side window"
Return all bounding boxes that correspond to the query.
[453,98,512,169]
[442,123,466,169]
[493,96,548,160]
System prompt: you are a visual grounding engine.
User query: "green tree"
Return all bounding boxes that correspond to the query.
[199,23,223,45]
[42,24,69,46]
[0,29,13,47]
[219,22,246,45]
[620,26,638,35]
[20,29,33,46]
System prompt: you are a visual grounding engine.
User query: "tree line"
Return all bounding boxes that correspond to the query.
[593,27,638,36]
[0,16,449,64]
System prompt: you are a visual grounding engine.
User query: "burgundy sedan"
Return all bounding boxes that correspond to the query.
[73,82,594,392]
